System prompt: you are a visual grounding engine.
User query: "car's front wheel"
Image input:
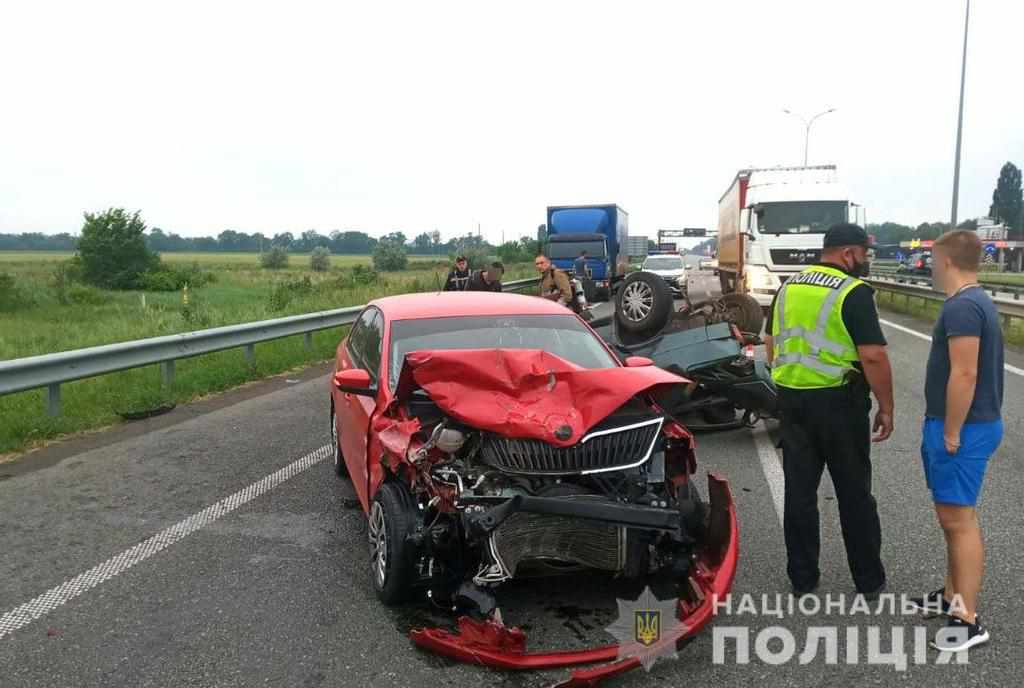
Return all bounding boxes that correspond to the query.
[368,481,418,605]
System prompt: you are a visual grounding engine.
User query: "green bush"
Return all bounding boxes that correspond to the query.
[310,246,331,272]
[373,241,408,271]
[77,208,160,289]
[139,263,215,292]
[260,246,290,269]
[335,264,379,289]
[67,285,108,306]
[268,276,314,311]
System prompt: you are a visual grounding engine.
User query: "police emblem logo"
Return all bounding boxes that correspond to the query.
[606,585,685,671]
[634,609,660,647]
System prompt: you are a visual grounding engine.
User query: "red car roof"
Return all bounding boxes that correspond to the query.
[370,291,570,320]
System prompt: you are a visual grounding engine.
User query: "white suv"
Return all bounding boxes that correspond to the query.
[641,254,687,297]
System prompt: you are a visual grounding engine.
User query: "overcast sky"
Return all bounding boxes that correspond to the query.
[1,0,1021,245]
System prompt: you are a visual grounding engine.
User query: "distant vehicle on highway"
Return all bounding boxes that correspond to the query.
[899,250,932,276]
[328,291,737,682]
[699,258,719,272]
[641,253,687,297]
[716,165,867,308]
[544,204,629,301]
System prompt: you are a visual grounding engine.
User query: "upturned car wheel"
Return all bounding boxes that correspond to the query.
[718,293,764,334]
[368,482,418,605]
[330,405,349,479]
[615,271,673,336]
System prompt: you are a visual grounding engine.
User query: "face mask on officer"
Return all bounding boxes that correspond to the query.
[841,246,869,278]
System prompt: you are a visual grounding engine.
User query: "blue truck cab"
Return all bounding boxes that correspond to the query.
[545,204,629,301]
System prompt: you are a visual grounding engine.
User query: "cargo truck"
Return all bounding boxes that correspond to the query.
[545,204,629,301]
[716,165,866,309]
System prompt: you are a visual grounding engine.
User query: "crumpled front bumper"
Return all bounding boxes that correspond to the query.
[410,473,739,687]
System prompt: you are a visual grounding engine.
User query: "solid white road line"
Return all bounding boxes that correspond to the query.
[880,318,1024,378]
[752,422,785,526]
[0,443,332,640]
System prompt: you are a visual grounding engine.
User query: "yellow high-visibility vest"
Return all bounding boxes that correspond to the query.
[771,265,863,389]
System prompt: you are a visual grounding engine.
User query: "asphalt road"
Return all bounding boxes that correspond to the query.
[1,263,1022,687]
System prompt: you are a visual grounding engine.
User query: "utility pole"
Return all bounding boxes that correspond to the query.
[783,108,836,166]
[951,0,970,228]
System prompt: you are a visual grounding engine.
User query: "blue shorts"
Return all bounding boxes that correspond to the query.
[921,418,1002,507]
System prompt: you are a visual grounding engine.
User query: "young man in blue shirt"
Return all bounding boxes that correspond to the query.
[911,230,1004,652]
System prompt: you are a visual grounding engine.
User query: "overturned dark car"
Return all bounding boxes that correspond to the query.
[329,292,738,685]
[594,270,778,430]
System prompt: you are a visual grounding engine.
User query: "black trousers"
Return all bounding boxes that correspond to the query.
[778,383,886,593]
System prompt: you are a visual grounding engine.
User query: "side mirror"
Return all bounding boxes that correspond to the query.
[333,369,376,396]
[624,356,654,368]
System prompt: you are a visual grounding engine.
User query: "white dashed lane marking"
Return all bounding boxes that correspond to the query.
[0,444,331,640]
[752,422,785,526]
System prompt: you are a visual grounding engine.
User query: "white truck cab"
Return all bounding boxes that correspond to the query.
[718,165,866,307]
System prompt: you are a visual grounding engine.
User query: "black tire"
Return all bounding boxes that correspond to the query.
[580,277,598,303]
[615,271,674,336]
[330,404,350,480]
[718,293,764,334]
[368,481,419,605]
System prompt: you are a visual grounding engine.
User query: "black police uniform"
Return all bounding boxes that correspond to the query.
[767,262,888,595]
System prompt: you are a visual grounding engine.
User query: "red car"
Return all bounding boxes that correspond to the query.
[330,291,737,685]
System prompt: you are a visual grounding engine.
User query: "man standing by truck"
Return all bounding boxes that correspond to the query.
[765,223,894,598]
[574,250,590,278]
[535,254,573,306]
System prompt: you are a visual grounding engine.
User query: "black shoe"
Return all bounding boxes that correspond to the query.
[909,587,952,618]
[858,580,887,603]
[791,579,819,597]
[930,615,990,652]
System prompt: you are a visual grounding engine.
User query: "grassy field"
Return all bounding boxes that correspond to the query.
[0,251,534,456]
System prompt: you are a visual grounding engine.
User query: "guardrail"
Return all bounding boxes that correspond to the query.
[0,277,542,416]
[869,265,1024,301]
[866,274,1024,334]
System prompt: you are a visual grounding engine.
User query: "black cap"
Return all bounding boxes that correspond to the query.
[823,223,869,249]
[456,255,467,261]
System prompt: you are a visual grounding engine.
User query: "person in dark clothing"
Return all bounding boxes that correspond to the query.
[574,251,589,278]
[443,256,471,291]
[466,262,504,292]
[765,223,894,598]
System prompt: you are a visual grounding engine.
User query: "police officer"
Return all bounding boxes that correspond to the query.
[765,223,895,597]
[443,256,471,291]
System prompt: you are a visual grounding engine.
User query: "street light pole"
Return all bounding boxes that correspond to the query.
[951,0,970,228]
[783,108,836,166]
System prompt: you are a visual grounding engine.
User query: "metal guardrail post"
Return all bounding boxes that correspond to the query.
[47,383,60,417]
[245,344,255,364]
[304,332,313,351]
[161,360,175,387]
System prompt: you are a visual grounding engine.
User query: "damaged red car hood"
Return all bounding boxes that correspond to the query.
[394,348,686,446]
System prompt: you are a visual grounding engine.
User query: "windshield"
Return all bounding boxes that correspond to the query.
[755,201,847,234]
[643,256,684,270]
[547,241,607,259]
[389,314,617,389]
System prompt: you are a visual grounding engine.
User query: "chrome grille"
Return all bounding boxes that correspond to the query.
[479,417,663,475]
